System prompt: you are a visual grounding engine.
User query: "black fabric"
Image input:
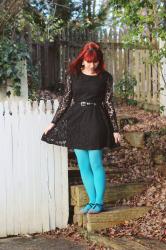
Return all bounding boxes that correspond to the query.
[41,70,120,150]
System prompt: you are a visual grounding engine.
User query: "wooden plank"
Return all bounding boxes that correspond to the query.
[59,145,69,227]
[4,101,15,235]
[152,64,158,105]
[73,214,83,227]
[87,234,151,250]
[86,206,152,232]
[70,182,148,207]
[140,50,146,102]
[146,50,151,104]
[39,100,50,232]
[19,100,33,234]
[87,206,151,223]
[113,28,118,83]
[0,102,7,236]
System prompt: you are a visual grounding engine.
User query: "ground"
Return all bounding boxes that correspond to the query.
[0,234,88,250]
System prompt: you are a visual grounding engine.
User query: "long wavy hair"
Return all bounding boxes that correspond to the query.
[68,41,105,76]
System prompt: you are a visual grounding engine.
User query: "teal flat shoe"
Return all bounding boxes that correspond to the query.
[79,203,95,214]
[87,203,104,214]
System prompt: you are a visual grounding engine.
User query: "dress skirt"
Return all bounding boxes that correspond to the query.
[41,102,119,150]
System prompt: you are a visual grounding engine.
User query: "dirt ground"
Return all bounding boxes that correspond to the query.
[0,235,88,250]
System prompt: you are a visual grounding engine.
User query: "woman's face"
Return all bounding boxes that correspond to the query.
[82,60,99,72]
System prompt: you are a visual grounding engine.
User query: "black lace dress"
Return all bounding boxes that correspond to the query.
[41,70,120,150]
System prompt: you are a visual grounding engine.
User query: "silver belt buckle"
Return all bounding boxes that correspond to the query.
[81,101,86,106]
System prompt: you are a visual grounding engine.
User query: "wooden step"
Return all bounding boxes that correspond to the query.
[83,205,152,232]
[69,158,125,171]
[85,234,152,250]
[68,166,125,180]
[70,182,148,207]
[69,165,125,175]
[68,165,127,185]
[80,230,166,250]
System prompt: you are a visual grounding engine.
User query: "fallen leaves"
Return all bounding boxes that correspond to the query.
[101,104,166,242]
[117,104,166,132]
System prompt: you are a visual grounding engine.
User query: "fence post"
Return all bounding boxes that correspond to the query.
[159,39,166,116]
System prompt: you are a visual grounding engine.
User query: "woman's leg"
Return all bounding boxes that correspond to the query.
[74,149,96,204]
[88,149,106,205]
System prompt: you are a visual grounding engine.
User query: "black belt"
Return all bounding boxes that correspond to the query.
[74,101,101,106]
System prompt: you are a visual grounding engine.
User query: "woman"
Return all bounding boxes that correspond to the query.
[41,41,121,214]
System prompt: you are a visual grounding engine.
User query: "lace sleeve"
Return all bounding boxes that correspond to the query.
[51,74,72,125]
[102,73,119,132]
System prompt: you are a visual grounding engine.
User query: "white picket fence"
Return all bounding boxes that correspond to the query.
[0,100,69,237]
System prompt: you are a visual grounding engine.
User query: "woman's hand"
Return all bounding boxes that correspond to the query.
[113,132,121,144]
[43,123,55,135]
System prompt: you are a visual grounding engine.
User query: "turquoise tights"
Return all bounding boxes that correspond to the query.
[74,149,106,204]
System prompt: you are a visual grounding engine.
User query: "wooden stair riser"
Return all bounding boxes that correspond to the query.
[73,206,151,232]
[73,214,83,227]
[87,206,151,223]
[86,206,151,232]
[70,182,147,207]
[69,167,125,180]
[87,234,152,250]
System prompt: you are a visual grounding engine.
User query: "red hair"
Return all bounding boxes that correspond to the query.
[68,41,105,76]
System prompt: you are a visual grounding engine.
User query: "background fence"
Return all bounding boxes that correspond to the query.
[32,27,160,111]
[0,100,69,237]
